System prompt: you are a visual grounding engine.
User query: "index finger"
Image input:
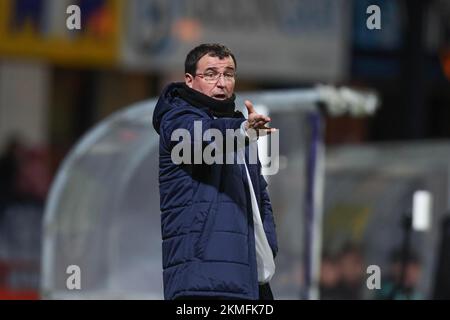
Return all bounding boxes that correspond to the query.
[244,100,255,114]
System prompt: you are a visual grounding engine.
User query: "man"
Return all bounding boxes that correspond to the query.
[152,43,278,300]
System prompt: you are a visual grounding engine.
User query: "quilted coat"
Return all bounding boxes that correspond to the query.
[152,82,278,300]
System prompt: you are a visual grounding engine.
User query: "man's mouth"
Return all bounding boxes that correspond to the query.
[212,93,227,100]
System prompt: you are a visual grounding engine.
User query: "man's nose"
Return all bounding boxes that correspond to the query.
[216,74,226,86]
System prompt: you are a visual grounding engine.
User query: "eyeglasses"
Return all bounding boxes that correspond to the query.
[195,70,236,83]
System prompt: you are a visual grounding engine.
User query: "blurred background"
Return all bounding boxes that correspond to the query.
[0,0,450,300]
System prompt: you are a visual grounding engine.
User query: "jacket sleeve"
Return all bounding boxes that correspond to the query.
[160,104,246,152]
[259,173,279,259]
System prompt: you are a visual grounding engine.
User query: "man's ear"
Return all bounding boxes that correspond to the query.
[185,73,194,88]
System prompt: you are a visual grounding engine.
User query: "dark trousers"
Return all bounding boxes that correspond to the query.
[174,283,274,300]
[258,283,274,300]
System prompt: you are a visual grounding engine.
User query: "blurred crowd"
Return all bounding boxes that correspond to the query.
[319,244,423,300]
[0,136,51,206]
[0,135,51,298]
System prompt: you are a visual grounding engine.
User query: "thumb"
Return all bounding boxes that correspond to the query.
[245,100,255,114]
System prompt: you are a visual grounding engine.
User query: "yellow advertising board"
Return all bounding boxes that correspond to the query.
[0,0,122,67]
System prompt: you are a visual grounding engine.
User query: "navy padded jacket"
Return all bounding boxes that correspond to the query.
[152,83,278,300]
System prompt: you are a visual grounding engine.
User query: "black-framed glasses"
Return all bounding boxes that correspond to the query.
[195,70,236,83]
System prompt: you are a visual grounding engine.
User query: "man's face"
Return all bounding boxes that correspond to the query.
[185,54,235,100]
